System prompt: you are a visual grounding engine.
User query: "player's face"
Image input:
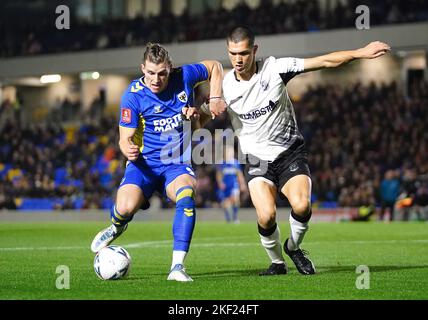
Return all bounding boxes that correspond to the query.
[227,40,258,78]
[142,61,171,93]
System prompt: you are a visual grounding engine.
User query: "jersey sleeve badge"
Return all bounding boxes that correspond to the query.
[121,108,132,123]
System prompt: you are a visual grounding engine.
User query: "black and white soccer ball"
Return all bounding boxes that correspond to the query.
[94,245,132,280]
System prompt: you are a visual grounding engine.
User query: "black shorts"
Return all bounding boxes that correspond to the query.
[244,138,311,192]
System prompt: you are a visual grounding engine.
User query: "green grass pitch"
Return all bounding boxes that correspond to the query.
[0,221,427,300]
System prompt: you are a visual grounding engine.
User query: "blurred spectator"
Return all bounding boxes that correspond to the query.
[89,89,106,120]
[195,165,218,208]
[296,80,427,216]
[414,176,428,221]
[395,168,418,220]
[0,114,125,210]
[1,0,428,58]
[0,79,427,213]
[351,203,376,222]
[0,188,17,210]
[379,170,400,221]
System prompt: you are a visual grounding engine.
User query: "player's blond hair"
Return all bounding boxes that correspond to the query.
[143,42,172,67]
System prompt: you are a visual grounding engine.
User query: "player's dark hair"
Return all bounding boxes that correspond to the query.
[143,42,172,66]
[227,26,255,47]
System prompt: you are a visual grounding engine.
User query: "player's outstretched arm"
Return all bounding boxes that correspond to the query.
[237,170,248,194]
[201,60,227,118]
[119,126,139,161]
[303,41,391,72]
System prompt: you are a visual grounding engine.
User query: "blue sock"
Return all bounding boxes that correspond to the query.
[232,206,238,221]
[173,187,196,252]
[110,206,133,227]
[224,207,232,222]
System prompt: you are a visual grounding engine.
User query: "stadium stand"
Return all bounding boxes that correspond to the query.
[0,0,427,222]
[0,0,428,58]
[1,79,427,220]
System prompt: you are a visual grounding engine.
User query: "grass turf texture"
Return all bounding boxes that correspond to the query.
[0,221,427,300]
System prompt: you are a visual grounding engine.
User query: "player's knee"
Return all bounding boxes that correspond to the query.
[115,200,139,217]
[291,200,311,217]
[180,176,197,190]
[257,213,276,229]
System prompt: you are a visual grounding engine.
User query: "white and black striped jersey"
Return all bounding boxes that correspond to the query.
[222,56,305,161]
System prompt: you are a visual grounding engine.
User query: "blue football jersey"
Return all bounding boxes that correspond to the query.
[119,63,208,167]
[219,160,241,187]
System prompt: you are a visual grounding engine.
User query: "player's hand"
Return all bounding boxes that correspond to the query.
[219,182,226,191]
[125,144,140,161]
[182,106,200,121]
[357,41,391,59]
[209,98,227,119]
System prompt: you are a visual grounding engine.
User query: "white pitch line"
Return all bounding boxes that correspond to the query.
[0,242,252,251]
[126,242,254,248]
[309,239,428,245]
[0,246,85,251]
[0,239,427,252]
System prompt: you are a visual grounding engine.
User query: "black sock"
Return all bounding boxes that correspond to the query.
[291,209,312,224]
[258,222,277,237]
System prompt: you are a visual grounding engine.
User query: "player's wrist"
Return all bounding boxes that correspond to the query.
[208,96,223,101]
[353,48,365,59]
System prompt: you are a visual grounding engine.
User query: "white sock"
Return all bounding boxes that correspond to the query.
[287,213,309,251]
[171,250,187,270]
[259,225,285,265]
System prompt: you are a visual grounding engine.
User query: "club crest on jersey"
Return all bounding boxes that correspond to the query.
[154,106,163,114]
[260,80,269,90]
[289,163,299,172]
[177,91,188,103]
[121,108,132,123]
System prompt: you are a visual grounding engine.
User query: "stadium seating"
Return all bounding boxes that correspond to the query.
[1,80,427,212]
[1,0,427,58]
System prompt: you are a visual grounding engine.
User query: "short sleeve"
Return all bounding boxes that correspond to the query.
[182,63,209,88]
[119,92,139,128]
[275,57,305,74]
[271,57,305,85]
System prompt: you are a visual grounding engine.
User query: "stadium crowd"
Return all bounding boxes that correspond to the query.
[1,79,427,221]
[295,80,428,220]
[1,0,428,58]
[0,113,123,210]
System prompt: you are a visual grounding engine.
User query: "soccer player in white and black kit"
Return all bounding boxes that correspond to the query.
[212,26,390,276]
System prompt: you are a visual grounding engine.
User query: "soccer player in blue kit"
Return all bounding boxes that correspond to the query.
[91,43,226,282]
[216,146,247,223]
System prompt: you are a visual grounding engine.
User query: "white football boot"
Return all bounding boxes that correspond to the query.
[91,224,128,253]
[167,264,193,282]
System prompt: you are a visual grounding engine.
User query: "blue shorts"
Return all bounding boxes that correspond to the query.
[217,184,240,201]
[119,161,196,199]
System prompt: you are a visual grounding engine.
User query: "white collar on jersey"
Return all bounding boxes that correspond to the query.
[233,61,260,82]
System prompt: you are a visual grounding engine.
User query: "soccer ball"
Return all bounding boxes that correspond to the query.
[94,245,132,280]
